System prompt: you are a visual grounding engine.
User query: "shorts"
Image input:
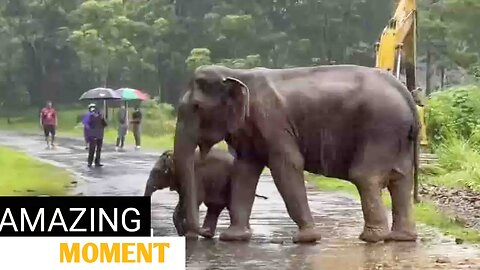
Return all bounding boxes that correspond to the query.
[43,125,56,137]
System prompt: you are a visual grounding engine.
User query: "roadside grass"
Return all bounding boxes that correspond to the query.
[0,106,85,133]
[429,136,480,192]
[308,174,480,243]
[102,129,175,150]
[0,147,71,196]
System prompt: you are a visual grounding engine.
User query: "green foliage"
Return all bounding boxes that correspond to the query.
[0,0,478,107]
[426,85,480,192]
[426,85,480,146]
[0,0,396,107]
[220,14,253,39]
[140,100,176,137]
[418,0,480,77]
[186,48,212,72]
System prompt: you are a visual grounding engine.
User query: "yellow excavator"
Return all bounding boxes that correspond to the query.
[374,0,428,147]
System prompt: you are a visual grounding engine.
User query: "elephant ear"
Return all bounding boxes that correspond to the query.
[160,150,177,191]
[223,77,250,133]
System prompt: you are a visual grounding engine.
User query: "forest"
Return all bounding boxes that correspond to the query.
[0,0,478,109]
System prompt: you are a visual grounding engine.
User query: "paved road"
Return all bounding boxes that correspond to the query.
[1,132,480,270]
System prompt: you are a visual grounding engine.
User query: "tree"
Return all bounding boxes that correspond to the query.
[186,48,212,72]
[1,0,478,107]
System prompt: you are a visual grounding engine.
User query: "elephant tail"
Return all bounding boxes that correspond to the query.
[381,70,421,203]
[413,125,420,204]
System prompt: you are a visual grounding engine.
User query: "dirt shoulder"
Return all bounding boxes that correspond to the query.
[420,184,480,233]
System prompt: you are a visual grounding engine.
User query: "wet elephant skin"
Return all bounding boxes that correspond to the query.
[173,65,419,243]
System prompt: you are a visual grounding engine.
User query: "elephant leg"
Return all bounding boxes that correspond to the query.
[387,173,417,241]
[199,206,223,239]
[355,176,390,243]
[220,159,264,242]
[173,202,185,236]
[268,148,321,243]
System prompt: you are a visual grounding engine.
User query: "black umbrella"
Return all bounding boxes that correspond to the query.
[79,87,120,120]
[79,87,121,100]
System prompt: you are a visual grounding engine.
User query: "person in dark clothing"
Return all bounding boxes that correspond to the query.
[86,104,107,167]
[115,104,128,152]
[130,105,142,150]
[82,104,95,150]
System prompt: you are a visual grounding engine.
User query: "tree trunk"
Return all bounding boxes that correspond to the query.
[426,49,432,95]
[323,13,331,63]
[440,66,445,89]
[103,61,110,87]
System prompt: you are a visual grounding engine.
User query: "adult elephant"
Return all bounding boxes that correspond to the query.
[173,64,419,244]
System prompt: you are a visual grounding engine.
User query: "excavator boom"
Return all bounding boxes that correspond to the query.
[375,0,417,91]
[375,0,427,148]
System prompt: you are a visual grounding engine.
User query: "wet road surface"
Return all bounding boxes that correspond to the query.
[1,132,480,270]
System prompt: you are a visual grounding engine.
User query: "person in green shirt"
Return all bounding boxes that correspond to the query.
[131,105,143,150]
[115,104,128,152]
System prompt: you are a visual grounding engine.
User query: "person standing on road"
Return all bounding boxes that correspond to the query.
[115,103,128,152]
[81,104,96,150]
[86,104,107,167]
[412,87,428,147]
[130,105,142,150]
[39,101,58,149]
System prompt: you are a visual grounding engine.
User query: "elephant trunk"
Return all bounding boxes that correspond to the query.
[144,180,155,197]
[173,113,200,236]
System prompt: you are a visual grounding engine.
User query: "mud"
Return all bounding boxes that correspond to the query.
[421,184,480,231]
[1,132,480,270]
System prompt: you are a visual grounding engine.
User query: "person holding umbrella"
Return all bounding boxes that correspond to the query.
[79,87,121,164]
[114,88,149,150]
[81,103,96,150]
[115,103,128,152]
[86,104,107,167]
[79,87,121,121]
[130,105,143,150]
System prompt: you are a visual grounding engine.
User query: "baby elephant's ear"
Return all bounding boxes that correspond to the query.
[165,153,177,190]
[165,150,175,172]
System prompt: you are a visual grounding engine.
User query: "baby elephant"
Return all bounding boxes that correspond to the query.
[145,148,266,238]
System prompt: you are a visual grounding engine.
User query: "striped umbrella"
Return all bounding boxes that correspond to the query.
[115,88,150,101]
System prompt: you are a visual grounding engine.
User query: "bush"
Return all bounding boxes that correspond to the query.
[425,85,480,191]
[427,85,480,148]
[426,117,480,191]
[139,100,176,137]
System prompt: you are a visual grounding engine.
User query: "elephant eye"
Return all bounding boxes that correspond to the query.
[196,78,206,87]
[202,86,217,96]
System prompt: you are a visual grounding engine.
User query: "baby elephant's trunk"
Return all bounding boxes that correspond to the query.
[144,179,156,197]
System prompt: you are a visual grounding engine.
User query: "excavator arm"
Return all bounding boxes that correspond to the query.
[375,0,417,91]
[375,0,427,147]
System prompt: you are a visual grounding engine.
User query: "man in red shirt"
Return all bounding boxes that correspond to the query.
[39,101,58,149]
